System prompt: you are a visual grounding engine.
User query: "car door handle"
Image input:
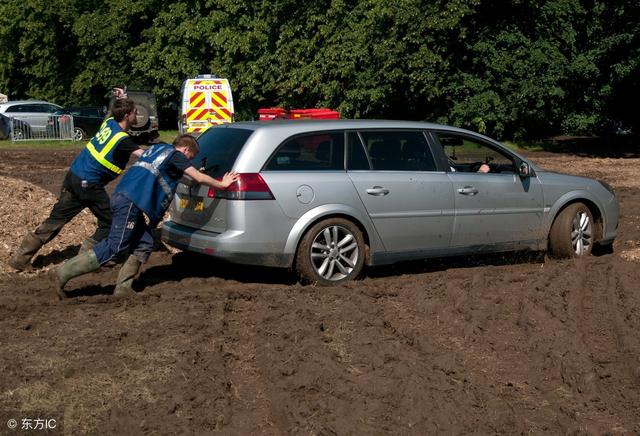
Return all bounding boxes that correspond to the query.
[457,186,479,195]
[366,186,390,196]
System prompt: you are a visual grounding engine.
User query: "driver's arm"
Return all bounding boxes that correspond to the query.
[477,163,491,173]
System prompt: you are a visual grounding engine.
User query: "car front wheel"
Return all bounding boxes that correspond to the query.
[72,127,85,141]
[549,202,594,258]
[296,218,365,285]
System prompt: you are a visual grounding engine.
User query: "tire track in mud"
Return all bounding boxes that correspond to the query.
[530,257,640,434]
[215,288,282,435]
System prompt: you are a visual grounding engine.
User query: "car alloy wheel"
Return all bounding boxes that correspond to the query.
[296,217,365,285]
[549,202,594,258]
[72,127,85,141]
[571,209,592,255]
[311,225,359,280]
[13,127,27,140]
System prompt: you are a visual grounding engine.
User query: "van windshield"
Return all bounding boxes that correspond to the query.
[192,127,253,177]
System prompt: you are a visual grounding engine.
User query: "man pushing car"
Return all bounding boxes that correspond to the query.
[53,134,238,299]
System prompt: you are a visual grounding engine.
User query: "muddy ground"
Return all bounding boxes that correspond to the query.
[0,145,639,435]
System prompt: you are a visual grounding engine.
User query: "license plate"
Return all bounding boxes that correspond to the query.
[179,198,204,212]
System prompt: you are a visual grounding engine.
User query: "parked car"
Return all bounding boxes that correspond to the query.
[108,90,159,143]
[47,106,107,140]
[0,100,62,137]
[161,120,619,285]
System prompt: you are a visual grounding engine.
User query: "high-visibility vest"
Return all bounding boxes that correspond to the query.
[115,143,180,224]
[69,117,129,184]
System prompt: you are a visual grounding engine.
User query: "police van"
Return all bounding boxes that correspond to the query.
[179,75,235,137]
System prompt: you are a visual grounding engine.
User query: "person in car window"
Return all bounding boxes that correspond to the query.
[449,162,491,173]
[8,98,143,271]
[52,134,239,299]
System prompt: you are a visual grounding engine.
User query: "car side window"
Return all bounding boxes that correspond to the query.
[265,132,345,171]
[31,104,50,113]
[359,130,437,171]
[347,132,370,170]
[5,105,25,113]
[436,132,515,174]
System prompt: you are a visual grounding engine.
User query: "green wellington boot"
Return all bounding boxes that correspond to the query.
[8,232,44,271]
[53,250,101,300]
[113,255,142,297]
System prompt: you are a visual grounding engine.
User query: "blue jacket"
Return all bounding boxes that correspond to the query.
[69,117,129,184]
[115,143,181,224]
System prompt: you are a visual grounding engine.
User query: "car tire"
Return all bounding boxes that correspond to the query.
[296,217,365,286]
[72,127,85,141]
[549,202,594,258]
[13,124,30,140]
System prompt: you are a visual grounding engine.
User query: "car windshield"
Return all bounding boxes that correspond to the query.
[192,127,253,177]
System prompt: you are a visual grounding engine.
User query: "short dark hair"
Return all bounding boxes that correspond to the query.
[172,134,199,154]
[111,98,136,122]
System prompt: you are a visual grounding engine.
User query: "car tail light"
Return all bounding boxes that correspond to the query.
[207,173,274,200]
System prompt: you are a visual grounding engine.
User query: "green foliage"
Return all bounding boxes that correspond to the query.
[0,0,637,138]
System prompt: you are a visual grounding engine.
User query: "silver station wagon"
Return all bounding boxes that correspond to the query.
[162,120,619,285]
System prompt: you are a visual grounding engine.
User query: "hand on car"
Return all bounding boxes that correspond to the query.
[221,171,240,188]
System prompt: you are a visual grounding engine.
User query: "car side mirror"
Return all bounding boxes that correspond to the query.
[518,161,531,177]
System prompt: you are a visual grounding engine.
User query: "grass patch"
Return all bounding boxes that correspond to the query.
[158,130,179,143]
[0,138,84,149]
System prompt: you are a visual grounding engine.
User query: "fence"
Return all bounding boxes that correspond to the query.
[10,114,77,142]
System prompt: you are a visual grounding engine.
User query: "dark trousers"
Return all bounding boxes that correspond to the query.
[34,171,111,244]
[92,192,154,265]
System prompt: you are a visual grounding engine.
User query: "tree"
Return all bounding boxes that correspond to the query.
[0,0,82,105]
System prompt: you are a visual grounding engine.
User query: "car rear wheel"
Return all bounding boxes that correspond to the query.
[549,202,594,258]
[296,218,365,285]
[72,127,85,141]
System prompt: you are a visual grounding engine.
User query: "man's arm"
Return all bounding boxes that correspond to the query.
[184,167,239,189]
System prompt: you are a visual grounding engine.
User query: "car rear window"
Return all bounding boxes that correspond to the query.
[192,127,253,177]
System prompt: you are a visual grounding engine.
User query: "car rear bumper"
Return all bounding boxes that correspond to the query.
[161,221,293,268]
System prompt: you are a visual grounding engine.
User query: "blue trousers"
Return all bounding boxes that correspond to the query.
[92,192,154,265]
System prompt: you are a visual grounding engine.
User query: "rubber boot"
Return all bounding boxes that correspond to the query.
[113,255,141,297]
[8,232,44,271]
[53,250,101,300]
